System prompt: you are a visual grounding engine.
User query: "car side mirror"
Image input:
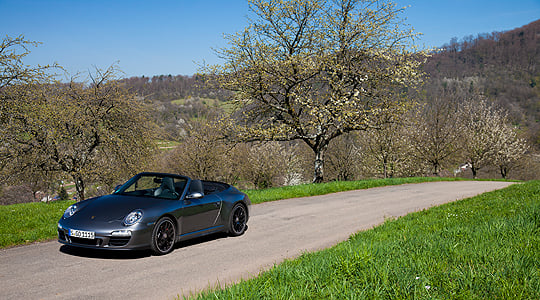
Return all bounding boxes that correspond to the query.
[185,192,204,200]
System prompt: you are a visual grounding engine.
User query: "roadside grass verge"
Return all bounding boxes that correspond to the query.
[0,200,74,248]
[195,181,539,299]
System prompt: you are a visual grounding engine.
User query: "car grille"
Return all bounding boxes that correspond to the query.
[109,237,131,246]
[70,236,101,246]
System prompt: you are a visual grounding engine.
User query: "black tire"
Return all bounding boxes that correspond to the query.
[150,217,176,255]
[228,203,247,236]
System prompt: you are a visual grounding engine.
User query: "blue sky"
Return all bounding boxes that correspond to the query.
[1,0,539,78]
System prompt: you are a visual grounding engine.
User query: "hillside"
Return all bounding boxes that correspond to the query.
[119,75,231,139]
[119,74,231,102]
[120,20,540,148]
[423,19,540,148]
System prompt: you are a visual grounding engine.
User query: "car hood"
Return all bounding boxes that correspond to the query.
[71,194,172,223]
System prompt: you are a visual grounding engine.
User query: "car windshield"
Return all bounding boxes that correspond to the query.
[115,174,187,200]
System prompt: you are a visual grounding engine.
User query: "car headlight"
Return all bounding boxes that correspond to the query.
[63,204,79,219]
[123,210,143,226]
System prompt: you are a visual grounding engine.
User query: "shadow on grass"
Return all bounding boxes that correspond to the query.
[58,232,232,260]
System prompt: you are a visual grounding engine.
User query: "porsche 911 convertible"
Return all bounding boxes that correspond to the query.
[58,172,250,255]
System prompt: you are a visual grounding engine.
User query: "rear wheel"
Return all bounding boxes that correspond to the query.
[228,203,247,236]
[150,217,176,255]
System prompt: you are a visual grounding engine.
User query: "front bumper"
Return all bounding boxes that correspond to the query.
[57,222,152,250]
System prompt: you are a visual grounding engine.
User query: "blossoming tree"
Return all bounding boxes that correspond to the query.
[207,0,427,182]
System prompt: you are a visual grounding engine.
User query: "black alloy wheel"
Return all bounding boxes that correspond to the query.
[229,204,247,236]
[151,217,176,255]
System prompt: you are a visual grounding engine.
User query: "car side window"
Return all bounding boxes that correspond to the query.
[153,177,187,199]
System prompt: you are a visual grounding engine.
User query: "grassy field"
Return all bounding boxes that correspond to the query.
[195,181,539,299]
[156,139,181,149]
[0,177,461,248]
[0,200,75,248]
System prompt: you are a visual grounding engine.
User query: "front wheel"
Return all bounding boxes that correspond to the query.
[228,203,247,236]
[150,217,176,255]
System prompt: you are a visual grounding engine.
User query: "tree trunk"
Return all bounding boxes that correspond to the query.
[73,175,85,201]
[500,165,507,179]
[471,163,478,179]
[383,157,388,179]
[433,162,440,177]
[313,144,328,183]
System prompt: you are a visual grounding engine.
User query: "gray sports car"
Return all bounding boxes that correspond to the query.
[58,172,250,255]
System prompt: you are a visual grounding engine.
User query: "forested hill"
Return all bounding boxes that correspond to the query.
[423,19,540,147]
[120,20,539,147]
[119,74,230,102]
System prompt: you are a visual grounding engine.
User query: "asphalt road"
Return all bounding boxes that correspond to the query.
[0,181,514,299]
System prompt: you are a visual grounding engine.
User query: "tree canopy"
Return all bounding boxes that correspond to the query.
[0,35,157,200]
[0,35,56,88]
[206,0,428,182]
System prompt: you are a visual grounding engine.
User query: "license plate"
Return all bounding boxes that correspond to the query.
[69,229,95,239]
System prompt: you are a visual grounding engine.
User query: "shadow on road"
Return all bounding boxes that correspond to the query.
[58,232,231,259]
[59,245,152,259]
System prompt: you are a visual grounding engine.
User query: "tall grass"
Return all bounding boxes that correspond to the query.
[196,181,539,299]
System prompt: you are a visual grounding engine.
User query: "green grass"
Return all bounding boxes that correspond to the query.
[156,139,180,149]
[0,200,74,248]
[171,99,186,105]
[171,97,220,106]
[195,181,539,299]
[245,177,466,204]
